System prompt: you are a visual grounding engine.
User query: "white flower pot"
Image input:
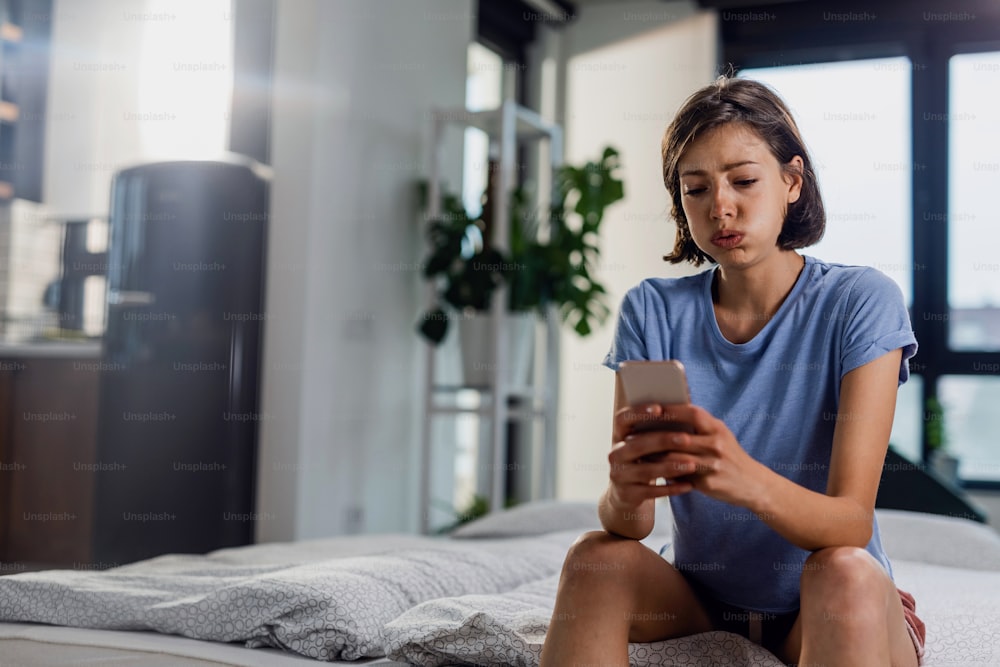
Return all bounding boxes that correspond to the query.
[458,312,535,389]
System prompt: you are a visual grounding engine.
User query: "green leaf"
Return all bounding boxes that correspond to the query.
[416,146,624,340]
[417,307,449,344]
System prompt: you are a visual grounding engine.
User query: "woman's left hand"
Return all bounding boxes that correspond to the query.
[657,403,769,507]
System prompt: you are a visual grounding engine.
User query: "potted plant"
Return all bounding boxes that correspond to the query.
[416,147,624,356]
[415,187,506,346]
[926,396,959,485]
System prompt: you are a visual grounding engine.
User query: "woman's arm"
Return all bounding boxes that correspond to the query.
[750,348,903,550]
[599,372,694,540]
[657,348,903,551]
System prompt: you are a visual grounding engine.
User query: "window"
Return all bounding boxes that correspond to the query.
[939,376,1000,481]
[463,43,505,217]
[948,51,1000,351]
[723,4,1000,485]
[739,60,923,466]
[940,49,1000,484]
[741,59,913,301]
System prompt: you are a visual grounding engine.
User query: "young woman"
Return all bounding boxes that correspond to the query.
[539,77,925,667]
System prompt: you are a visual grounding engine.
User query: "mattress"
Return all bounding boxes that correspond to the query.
[0,623,407,666]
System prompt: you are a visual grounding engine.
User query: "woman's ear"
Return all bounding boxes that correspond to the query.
[785,155,804,204]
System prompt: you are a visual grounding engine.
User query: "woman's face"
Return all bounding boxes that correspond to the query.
[677,123,803,270]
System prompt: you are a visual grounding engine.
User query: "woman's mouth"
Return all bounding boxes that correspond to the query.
[711,231,744,249]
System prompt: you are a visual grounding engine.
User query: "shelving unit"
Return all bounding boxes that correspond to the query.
[0,8,21,201]
[0,0,51,203]
[419,101,563,533]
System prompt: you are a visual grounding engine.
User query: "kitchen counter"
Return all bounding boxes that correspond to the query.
[0,341,102,359]
[0,348,102,565]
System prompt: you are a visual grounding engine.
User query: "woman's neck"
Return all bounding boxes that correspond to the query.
[712,251,805,342]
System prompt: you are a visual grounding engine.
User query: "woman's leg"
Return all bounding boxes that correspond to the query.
[539,530,714,667]
[777,546,919,667]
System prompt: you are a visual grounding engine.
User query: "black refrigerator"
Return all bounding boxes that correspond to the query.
[92,159,269,564]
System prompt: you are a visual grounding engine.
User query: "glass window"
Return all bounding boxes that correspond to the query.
[743,60,926,471]
[938,375,1000,482]
[891,374,923,465]
[948,51,1000,351]
[463,43,505,217]
[741,58,913,302]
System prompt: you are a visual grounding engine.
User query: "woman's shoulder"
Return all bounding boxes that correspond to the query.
[804,256,904,300]
[625,269,711,304]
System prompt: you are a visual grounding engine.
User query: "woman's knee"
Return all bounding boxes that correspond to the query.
[803,546,885,588]
[561,530,647,581]
[801,547,891,620]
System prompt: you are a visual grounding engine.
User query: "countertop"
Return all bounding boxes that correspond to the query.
[0,341,102,359]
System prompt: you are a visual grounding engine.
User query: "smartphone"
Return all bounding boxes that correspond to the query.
[617,360,693,436]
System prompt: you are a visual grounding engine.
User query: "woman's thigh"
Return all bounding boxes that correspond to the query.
[558,531,716,642]
[776,548,920,667]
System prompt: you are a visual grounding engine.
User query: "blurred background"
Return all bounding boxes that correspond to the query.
[0,0,998,570]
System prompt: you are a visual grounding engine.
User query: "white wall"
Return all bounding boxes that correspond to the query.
[257,0,472,541]
[547,4,719,500]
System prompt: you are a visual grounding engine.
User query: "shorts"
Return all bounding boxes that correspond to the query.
[681,574,798,656]
[898,588,927,662]
[682,575,927,662]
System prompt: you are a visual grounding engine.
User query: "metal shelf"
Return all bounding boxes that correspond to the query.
[419,101,563,533]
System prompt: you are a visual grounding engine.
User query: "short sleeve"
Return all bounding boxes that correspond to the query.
[602,285,649,370]
[841,269,918,385]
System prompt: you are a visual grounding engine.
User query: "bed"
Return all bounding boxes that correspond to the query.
[0,501,998,666]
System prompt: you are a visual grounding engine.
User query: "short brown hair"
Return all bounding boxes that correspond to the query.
[661,76,825,266]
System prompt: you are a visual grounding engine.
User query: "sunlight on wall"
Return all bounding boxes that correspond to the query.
[137,0,233,159]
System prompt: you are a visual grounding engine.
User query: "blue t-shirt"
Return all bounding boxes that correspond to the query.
[603,255,918,613]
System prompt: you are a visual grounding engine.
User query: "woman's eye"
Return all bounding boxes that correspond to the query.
[684,187,706,196]
[735,179,758,187]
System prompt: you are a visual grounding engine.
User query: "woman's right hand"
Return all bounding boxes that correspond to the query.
[608,403,698,508]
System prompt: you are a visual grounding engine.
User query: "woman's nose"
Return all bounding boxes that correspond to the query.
[711,185,735,219]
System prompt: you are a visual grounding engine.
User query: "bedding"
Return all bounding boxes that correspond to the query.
[0,531,579,661]
[381,556,1000,666]
[0,503,996,666]
[383,575,783,666]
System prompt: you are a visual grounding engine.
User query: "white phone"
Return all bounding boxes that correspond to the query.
[617,360,693,435]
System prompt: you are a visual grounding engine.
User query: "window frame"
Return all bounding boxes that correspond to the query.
[719,0,1000,487]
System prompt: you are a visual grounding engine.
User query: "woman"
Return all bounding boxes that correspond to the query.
[539,77,925,666]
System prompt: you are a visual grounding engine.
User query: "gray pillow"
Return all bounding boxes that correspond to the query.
[448,499,675,542]
[876,508,1000,570]
[449,500,602,539]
